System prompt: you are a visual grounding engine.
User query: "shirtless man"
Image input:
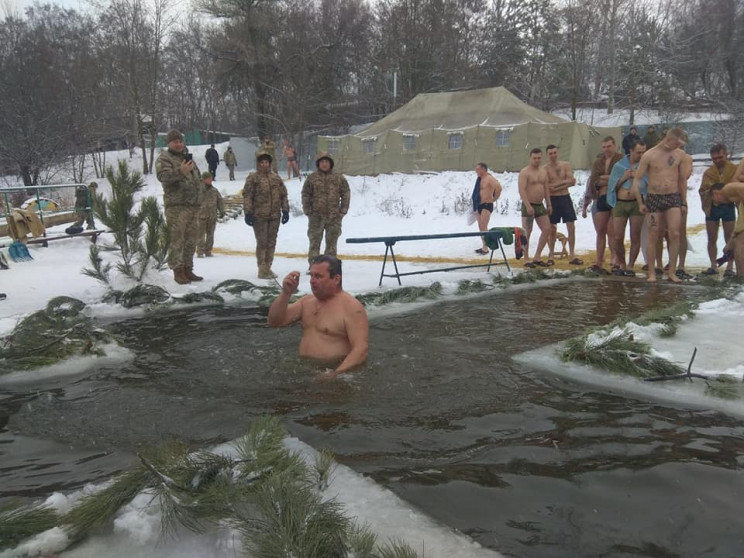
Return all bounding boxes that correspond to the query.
[675,152,694,279]
[607,139,647,276]
[473,162,502,254]
[699,144,737,276]
[268,255,369,379]
[632,127,689,283]
[283,139,300,180]
[589,136,624,273]
[518,148,552,267]
[711,182,744,277]
[544,145,580,265]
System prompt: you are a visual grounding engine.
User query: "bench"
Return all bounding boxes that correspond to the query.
[346,231,511,286]
[26,230,106,247]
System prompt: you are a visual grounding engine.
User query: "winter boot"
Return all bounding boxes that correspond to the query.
[173,268,190,285]
[205,251,213,257]
[185,267,203,281]
[197,252,204,258]
[257,266,270,279]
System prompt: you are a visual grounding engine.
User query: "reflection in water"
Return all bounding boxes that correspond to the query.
[2,281,743,557]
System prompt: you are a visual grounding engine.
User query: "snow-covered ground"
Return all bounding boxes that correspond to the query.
[552,107,732,128]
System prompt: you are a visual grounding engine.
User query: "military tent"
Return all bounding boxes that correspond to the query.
[317,87,621,175]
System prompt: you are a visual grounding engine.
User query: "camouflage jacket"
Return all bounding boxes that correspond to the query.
[223,150,237,166]
[199,186,225,220]
[156,149,203,208]
[301,171,350,219]
[243,170,288,219]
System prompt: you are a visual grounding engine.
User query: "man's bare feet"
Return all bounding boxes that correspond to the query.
[666,272,682,284]
[647,274,657,283]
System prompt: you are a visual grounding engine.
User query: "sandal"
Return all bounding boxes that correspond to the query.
[534,260,548,267]
[611,268,625,276]
[524,262,537,268]
[624,270,636,277]
[546,259,555,266]
[589,265,609,275]
[700,268,718,276]
[569,258,584,265]
[724,269,735,278]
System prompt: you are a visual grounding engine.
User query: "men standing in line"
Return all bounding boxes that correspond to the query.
[205,144,219,180]
[632,127,689,283]
[699,144,737,276]
[243,151,289,279]
[711,183,744,277]
[544,145,580,265]
[643,125,661,149]
[197,172,225,258]
[156,129,204,285]
[588,136,624,273]
[223,146,237,181]
[608,140,647,276]
[622,127,640,155]
[301,152,350,268]
[263,137,278,173]
[472,162,502,254]
[518,148,552,267]
[283,139,300,180]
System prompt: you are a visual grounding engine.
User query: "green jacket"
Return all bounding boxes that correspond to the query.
[199,185,225,220]
[224,150,237,166]
[243,169,288,219]
[156,149,203,208]
[301,171,350,219]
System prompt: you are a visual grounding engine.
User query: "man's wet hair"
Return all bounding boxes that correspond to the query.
[546,144,558,151]
[630,139,646,150]
[476,162,488,171]
[667,127,688,142]
[530,147,542,155]
[710,143,727,155]
[311,255,342,283]
[602,136,616,144]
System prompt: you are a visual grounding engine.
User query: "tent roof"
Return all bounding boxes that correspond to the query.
[357,87,567,137]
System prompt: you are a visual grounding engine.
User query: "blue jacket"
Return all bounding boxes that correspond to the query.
[607,155,647,208]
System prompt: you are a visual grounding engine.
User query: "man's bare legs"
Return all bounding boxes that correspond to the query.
[532,214,551,263]
[654,208,682,283]
[612,215,629,270]
[593,210,611,268]
[677,211,688,273]
[522,216,534,260]
[646,213,662,282]
[477,209,492,251]
[723,221,735,273]
[567,221,576,259]
[628,216,643,269]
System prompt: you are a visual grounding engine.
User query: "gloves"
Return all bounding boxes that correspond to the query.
[281,210,290,225]
[244,213,254,226]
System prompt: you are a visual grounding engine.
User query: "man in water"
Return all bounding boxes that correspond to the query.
[268,255,369,379]
[472,162,502,255]
[544,145,579,265]
[632,127,689,283]
[699,144,737,276]
[608,139,647,276]
[711,182,744,277]
[518,148,552,267]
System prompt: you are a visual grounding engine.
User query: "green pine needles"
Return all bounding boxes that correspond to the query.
[1,417,425,558]
[83,161,169,286]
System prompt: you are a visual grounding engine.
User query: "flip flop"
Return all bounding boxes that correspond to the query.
[700,268,718,276]
[623,270,636,277]
[589,265,609,275]
[611,268,625,276]
[546,259,555,266]
[534,260,548,267]
[569,258,584,265]
[524,262,537,268]
[724,269,735,278]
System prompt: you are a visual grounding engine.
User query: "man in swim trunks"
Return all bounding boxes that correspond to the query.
[589,136,624,273]
[268,255,369,378]
[473,162,502,254]
[675,152,694,279]
[608,139,647,276]
[283,139,300,180]
[632,127,689,283]
[518,148,552,266]
[700,144,737,276]
[712,182,744,277]
[544,144,580,265]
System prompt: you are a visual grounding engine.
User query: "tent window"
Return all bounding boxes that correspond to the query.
[363,139,376,155]
[448,134,463,149]
[496,130,511,147]
[327,138,340,156]
[403,135,417,151]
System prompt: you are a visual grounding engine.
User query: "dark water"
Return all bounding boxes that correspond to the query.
[2,280,744,557]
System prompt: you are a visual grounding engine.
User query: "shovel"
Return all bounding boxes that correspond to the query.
[8,241,33,262]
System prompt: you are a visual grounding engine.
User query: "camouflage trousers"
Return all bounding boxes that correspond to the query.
[197,216,217,255]
[307,214,342,265]
[227,164,235,181]
[165,205,198,270]
[73,209,95,229]
[253,217,280,268]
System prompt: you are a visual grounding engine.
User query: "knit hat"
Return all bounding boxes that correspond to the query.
[256,150,272,164]
[316,151,334,169]
[166,129,183,144]
[202,172,213,179]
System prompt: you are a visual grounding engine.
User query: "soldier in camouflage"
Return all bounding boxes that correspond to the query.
[72,182,97,230]
[156,129,205,285]
[223,146,237,180]
[301,152,350,267]
[197,172,225,258]
[243,150,289,279]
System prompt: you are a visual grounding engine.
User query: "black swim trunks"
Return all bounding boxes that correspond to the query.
[478,203,494,214]
[646,192,682,213]
[549,194,577,224]
[595,194,611,213]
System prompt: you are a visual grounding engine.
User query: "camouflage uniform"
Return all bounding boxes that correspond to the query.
[197,180,225,257]
[156,148,204,272]
[72,183,96,229]
[301,152,350,265]
[243,154,289,276]
[223,148,237,180]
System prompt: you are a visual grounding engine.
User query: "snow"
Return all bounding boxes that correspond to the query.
[552,107,732,128]
[2,143,743,557]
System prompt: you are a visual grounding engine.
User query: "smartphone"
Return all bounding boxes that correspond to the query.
[184,153,193,162]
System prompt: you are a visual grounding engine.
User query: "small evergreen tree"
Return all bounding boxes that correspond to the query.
[83,161,169,286]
